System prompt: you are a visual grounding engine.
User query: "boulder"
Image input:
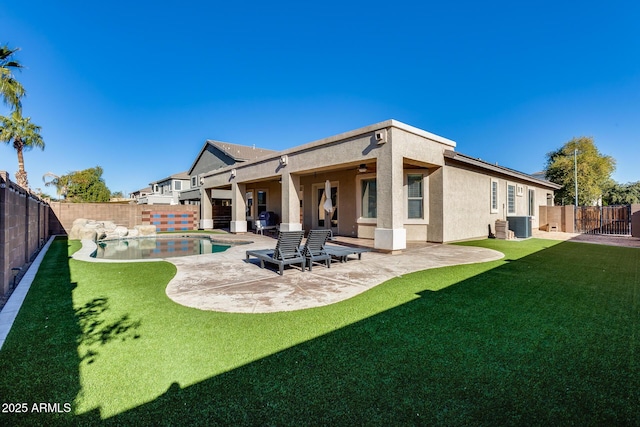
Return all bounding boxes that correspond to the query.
[79,229,98,241]
[135,225,157,236]
[114,226,128,237]
[72,218,89,227]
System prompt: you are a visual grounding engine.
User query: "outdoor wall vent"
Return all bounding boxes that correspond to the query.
[375,129,387,144]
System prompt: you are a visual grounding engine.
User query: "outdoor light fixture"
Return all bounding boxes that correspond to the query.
[230,169,237,179]
[280,155,288,166]
[358,164,368,173]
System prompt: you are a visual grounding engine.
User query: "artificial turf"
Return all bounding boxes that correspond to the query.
[0,237,638,425]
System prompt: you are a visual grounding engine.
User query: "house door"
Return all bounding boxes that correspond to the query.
[315,183,338,233]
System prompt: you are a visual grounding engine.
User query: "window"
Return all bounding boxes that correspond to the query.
[490,179,498,213]
[257,190,267,215]
[191,176,197,187]
[407,174,423,219]
[246,191,253,217]
[361,178,377,218]
[174,181,182,191]
[507,184,516,214]
[528,189,536,216]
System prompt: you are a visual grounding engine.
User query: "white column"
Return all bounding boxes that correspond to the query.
[374,144,406,251]
[230,182,247,233]
[279,172,302,231]
[200,188,213,229]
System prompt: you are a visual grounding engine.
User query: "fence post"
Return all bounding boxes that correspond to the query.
[632,205,640,238]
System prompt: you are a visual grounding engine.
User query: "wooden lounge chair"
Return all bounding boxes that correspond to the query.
[245,230,305,275]
[324,244,371,263]
[301,229,332,271]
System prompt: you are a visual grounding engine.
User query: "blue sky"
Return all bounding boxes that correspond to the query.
[2,1,639,197]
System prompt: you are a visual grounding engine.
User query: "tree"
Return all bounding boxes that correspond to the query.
[0,45,25,112]
[544,137,615,206]
[0,110,44,189]
[50,167,111,202]
[602,181,640,205]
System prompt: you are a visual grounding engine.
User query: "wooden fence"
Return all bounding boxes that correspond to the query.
[575,205,631,235]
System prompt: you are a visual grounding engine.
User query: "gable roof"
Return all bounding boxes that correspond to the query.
[208,140,276,161]
[444,150,562,190]
[149,171,190,186]
[187,140,277,174]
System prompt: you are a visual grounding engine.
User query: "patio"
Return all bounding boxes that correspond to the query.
[163,234,504,313]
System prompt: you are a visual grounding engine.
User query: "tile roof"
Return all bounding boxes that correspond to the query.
[207,140,277,161]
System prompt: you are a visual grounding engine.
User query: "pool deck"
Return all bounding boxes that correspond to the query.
[73,233,504,313]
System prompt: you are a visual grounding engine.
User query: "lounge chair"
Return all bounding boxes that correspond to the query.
[324,244,371,263]
[301,229,332,271]
[246,230,305,275]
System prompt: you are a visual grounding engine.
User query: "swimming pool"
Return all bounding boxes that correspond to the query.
[92,236,233,260]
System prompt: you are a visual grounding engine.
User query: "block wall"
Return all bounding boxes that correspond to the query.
[0,171,50,300]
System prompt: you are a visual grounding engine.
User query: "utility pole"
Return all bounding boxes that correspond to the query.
[574,149,578,207]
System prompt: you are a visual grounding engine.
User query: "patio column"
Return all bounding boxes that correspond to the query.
[279,171,302,231]
[200,187,213,229]
[375,147,406,251]
[230,182,247,233]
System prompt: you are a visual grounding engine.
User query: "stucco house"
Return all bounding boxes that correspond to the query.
[179,140,277,209]
[138,172,191,205]
[198,120,561,251]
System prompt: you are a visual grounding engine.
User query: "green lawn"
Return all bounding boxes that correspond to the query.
[0,237,638,425]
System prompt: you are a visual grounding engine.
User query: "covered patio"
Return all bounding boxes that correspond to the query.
[199,120,456,251]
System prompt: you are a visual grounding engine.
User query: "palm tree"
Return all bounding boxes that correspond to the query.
[0,45,25,112]
[0,110,44,189]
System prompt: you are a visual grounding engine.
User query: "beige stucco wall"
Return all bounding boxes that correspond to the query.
[441,163,556,242]
[198,120,557,247]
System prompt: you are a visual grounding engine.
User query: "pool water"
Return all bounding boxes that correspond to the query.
[92,237,232,260]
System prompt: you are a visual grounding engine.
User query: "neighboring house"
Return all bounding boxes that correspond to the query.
[130,186,152,203]
[198,119,561,251]
[179,140,276,227]
[138,172,190,205]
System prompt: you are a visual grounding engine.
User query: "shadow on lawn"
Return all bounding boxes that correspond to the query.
[3,238,638,425]
[90,240,640,426]
[0,237,81,425]
[76,297,141,365]
[0,237,143,426]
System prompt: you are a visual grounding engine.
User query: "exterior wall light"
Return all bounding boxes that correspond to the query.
[358,164,368,173]
[280,155,288,166]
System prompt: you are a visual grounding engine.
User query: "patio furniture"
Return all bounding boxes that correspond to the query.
[246,230,305,275]
[325,244,371,263]
[301,229,332,271]
[254,211,279,235]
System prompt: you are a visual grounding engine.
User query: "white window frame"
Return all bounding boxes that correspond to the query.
[356,173,377,223]
[528,189,536,217]
[174,180,182,191]
[490,178,499,213]
[256,189,268,216]
[407,173,424,219]
[404,170,428,223]
[191,176,198,188]
[507,184,516,215]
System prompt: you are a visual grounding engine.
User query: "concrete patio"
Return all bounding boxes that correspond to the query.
[164,234,504,313]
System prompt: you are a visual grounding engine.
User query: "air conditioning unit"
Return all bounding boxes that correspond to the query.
[506,216,532,238]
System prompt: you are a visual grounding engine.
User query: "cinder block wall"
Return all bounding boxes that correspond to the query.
[0,171,50,300]
[49,202,199,235]
[538,205,575,233]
